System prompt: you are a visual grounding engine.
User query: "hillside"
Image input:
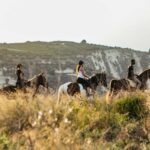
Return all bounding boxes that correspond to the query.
[0,41,149,88]
[0,41,110,56]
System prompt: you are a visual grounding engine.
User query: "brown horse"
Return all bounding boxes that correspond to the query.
[109,68,150,94]
[26,73,49,96]
[0,73,49,96]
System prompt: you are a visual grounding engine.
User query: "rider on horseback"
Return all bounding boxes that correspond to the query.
[3,78,10,88]
[76,60,91,95]
[127,59,141,89]
[16,64,25,89]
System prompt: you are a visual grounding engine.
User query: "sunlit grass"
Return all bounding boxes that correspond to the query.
[0,91,150,149]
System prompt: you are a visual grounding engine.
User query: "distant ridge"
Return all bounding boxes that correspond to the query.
[0,41,149,88]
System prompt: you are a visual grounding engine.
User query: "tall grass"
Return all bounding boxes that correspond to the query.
[0,91,150,149]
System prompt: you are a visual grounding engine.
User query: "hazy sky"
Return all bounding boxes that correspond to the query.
[0,0,150,51]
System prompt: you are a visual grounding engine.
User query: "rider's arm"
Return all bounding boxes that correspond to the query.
[80,66,89,79]
[20,71,24,79]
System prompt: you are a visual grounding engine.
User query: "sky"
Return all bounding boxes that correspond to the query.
[0,0,150,51]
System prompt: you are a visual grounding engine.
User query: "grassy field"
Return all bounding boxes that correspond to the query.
[0,91,150,150]
[0,41,119,57]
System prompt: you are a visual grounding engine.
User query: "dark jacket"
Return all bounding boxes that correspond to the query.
[128,65,134,79]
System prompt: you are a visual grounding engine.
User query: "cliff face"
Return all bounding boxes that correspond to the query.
[89,49,149,79]
[0,41,149,88]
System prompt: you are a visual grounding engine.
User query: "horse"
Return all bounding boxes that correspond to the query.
[109,68,150,94]
[57,73,107,103]
[0,85,17,93]
[26,73,49,96]
[0,73,49,96]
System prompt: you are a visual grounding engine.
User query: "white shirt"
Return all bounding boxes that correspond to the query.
[77,70,84,79]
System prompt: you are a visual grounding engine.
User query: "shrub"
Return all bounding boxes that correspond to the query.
[126,123,148,142]
[0,92,149,149]
[0,133,10,149]
[0,97,38,134]
[80,39,87,44]
[115,95,148,120]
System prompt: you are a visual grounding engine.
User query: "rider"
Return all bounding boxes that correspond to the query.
[16,64,24,89]
[76,60,91,95]
[127,59,141,89]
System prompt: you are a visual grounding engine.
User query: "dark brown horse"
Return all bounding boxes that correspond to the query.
[0,73,49,96]
[26,73,49,96]
[109,68,150,94]
[0,85,17,93]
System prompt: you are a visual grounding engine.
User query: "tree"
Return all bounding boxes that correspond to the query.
[81,39,87,44]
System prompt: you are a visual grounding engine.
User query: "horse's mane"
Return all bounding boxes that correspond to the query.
[89,72,105,79]
[28,73,44,82]
[90,74,96,79]
[138,68,150,77]
[28,75,37,82]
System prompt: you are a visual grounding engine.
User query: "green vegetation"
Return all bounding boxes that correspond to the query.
[0,91,150,149]
[0,41,114,57]
[115,95,148,120]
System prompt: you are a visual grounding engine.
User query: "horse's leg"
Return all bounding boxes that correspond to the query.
[106,83,118,104]
[33,85,39,98]
[57,87,62,104]
[141,82,147,91]
[46,82,50,95]
[80,89,87,99]
[106,90,114,104]
[106,91,110,104]
[58,86,72,104]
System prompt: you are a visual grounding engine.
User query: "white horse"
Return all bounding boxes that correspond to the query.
[57,73,107,103]
[58,82,86,102]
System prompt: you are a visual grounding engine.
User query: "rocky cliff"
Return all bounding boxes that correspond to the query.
[0,41,149,88]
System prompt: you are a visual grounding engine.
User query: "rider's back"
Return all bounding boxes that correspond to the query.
[128,65,134,80]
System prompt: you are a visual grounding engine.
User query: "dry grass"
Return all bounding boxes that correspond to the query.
[0,91,150,150]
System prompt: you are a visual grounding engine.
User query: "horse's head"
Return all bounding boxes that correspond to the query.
[90,72,107,88]
[97,72,107,87]
[138,68,150,82]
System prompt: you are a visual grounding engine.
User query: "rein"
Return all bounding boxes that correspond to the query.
[28,75,37,82]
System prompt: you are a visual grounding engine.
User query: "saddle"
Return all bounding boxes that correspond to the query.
[127,79,136,88]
